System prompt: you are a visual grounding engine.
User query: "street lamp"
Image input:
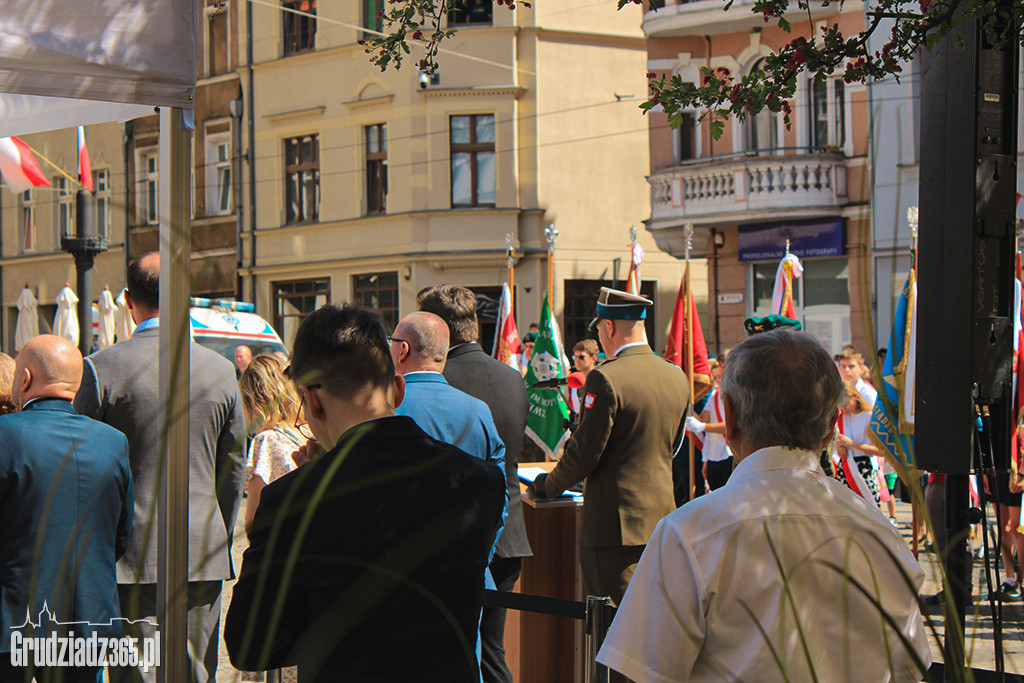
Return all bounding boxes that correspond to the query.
[61,189,108,356]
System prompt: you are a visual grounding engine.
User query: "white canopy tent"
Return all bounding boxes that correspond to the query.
[1,2,198,679]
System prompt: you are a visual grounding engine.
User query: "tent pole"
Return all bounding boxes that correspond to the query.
[157,106,191,683]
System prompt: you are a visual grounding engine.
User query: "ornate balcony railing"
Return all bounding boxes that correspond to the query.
[648,152,848,225]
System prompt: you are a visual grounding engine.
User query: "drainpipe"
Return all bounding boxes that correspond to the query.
[704,35,712,158]
[231,96,244,300]
[246,0,257,307]
[123,120,134,274]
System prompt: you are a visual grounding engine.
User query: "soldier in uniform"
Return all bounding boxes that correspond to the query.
[533,287,690,605]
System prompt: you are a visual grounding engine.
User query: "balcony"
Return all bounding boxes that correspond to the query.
[643,0,856,38]
[646,151,847,258]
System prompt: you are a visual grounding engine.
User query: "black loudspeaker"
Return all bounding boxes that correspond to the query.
[916,15,1019,474]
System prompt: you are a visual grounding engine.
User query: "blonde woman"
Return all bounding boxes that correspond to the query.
[239,354,307,533]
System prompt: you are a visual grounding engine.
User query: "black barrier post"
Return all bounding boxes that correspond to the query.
[585,596,613,683]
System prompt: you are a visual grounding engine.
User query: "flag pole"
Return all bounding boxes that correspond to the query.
[545,223,557,311]
[506,233,515,312]
[685,223,697,501]
[907,206,920,557]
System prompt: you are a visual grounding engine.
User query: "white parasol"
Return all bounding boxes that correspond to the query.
[14,285,38,351]
[97,285,116,349]
[114,287,136,342]
[53,284,79,347]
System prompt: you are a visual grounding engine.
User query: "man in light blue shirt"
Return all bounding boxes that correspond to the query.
[391,311,509,553]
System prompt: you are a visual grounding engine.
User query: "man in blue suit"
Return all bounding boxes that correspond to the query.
[392,311,508,541]
[0,335,133,683]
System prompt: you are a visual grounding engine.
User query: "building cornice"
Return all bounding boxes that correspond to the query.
[343,94,395,109]
[419,86,526,99]
[265,106,326,123]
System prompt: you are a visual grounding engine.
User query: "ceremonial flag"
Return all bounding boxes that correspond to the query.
[0,136,50,194]
[625,243,644,295]
[491,282,522,372]
[525,293,571,457]
[770,253,803,318]
[868,266,916,469]
[1010,256,1024,485]
[665,263,712,400]
[78,126,93,192]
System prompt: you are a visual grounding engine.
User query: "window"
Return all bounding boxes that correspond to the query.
[20,190,36,252]
[810,77,845,151]
[365,124,387,214]
[55,176,74,241]
[207,135,232,215]
[749,257,850,352]
[746,61,779,153]
[283,0,316,55]
[448,0,492,25]
[468,285,502,353]
[272,278,330,348]
[353,272,399,332]
[563,279,656,350]
[94,169,111,240]
[363,0,383,35]
[678,112,697,162]
[284,135,319,224]
[138,149,159,225]
[450,114,495,207]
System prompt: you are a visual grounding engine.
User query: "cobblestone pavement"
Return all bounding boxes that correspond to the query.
[212,500,1024,682]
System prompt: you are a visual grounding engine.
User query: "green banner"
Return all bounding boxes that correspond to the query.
[525,294,571,457]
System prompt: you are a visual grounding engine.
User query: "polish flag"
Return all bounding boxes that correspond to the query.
[78,127,93,192]
[0,137,50,194]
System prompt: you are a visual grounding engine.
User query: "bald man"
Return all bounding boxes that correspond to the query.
[0,335,133,683]
[391,311,508,554]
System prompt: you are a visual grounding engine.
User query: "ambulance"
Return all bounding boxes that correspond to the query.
[188,298,287,361]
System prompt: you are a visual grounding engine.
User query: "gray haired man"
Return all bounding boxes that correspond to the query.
[597,329,931,683]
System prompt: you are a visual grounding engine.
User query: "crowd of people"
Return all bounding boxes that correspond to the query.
[2,254,1019,682]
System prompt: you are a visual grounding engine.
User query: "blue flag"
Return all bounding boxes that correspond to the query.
[868,267,916,469]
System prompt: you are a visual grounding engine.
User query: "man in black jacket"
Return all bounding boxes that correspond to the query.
[225,304,505,682]
[419,284,532,683]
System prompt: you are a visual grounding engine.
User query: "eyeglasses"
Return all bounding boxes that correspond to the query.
[387,336,407,346]
[294,383,321,441]
[574,354,591,360]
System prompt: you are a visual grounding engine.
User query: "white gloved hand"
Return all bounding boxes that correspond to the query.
[685,416,706,433]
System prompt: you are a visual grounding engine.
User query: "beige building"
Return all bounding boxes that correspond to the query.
[642,0,871,355]
[241,0,690,351]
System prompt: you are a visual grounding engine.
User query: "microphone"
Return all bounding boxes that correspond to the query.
[532,371,587,390]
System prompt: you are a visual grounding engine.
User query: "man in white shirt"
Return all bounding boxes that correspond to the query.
[597,329,930,683]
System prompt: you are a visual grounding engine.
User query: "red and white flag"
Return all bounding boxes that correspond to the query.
[665,262,712,400]
[771,253,803,318]
[625,243,644,295]
[78,126,93,192]
[0,137,50,194]
[492,282,522,371]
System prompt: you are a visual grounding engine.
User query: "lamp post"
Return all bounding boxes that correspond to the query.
[61,189,108,356]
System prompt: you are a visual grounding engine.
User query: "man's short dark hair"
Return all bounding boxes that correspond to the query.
[126,252,160,311]
[288,304,395,398]
[417,285,479,345]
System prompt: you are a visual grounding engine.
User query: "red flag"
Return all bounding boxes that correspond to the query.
[78,126,93,192]
[0,136,50,194]
[665,263,711,400]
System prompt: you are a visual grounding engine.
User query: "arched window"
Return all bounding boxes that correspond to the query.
[745,58,780,154]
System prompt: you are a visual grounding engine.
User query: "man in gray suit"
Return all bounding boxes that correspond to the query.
[74,252,247,683]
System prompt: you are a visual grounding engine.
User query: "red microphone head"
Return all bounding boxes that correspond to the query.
[567,371,586,390]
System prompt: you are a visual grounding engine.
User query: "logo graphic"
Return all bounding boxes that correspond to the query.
[584,393,596,409]
[9,603,160,673]
[530,351,561,382]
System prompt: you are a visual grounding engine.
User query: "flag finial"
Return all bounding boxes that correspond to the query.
[684,223,693,263]
[785,238,790,256]
[545,223,558,251]
[629,225,637,246]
